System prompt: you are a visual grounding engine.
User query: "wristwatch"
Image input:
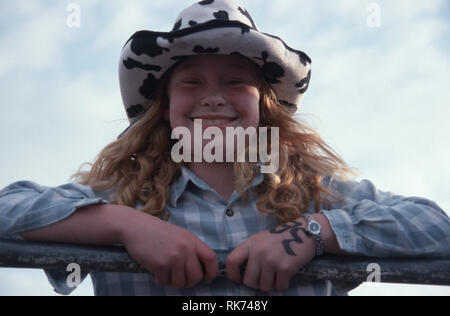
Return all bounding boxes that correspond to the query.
[301,214,325,257]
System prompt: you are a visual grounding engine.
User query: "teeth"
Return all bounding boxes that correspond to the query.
[193,119,234,125]
[203,119,230,125]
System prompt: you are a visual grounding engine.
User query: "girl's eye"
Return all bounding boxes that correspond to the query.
[227,80,245,85]
[182,80,200,84]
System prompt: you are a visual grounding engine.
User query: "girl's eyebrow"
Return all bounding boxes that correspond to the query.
[177,63,199,71]
[227,64,260,76]
[177,63,250,72]
[227,64,259,73]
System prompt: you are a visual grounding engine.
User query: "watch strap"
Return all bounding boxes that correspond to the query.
[301,214,325,257]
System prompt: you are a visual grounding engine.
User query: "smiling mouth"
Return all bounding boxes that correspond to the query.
[191,116,238,127]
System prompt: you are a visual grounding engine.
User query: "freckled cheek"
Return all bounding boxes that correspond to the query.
[168,91,194,129]
[234,94,260,128]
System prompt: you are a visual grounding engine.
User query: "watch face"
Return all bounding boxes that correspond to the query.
[309,222,321,235]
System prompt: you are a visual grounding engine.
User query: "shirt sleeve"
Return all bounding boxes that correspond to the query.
[320,176,450,258]
[0,180,111,295]
[0,180,110,240]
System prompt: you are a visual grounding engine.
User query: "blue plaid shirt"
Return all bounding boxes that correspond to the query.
[0,165,449,295]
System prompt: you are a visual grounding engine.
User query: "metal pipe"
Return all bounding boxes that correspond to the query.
[1,240,449,286]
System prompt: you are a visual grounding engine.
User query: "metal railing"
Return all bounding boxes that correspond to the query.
[1,239,449,287]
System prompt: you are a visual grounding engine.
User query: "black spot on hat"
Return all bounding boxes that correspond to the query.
[172,19,182,31]
[130,32,169,58]
[123,58,161,72]
[189,20,198,27]
[296,69,311,94]
[198,0,214,5]
[238,24,251,34]
[295,50,312,67]
[279,101,298,111]
[127,104,146,119]
[214,10,229,21]
[171,55,190,62]
[139,73,160,100]
[230,51,246,58]
[193,45,220,54]
[238,6,257,29]
[255,51,285,84]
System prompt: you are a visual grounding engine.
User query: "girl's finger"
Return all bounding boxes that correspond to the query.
[274,270,292,292]
[153,268,170,287]
[196,240,218,283]
[258,264,276,292]
[226,242,249,283]
[242,252,261,290]
[185,256,204,287]
[170,261,186,288]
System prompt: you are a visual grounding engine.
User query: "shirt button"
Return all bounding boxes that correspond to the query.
[226,208,234,217]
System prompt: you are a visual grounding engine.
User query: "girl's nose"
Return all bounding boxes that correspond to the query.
[200,89,226,107]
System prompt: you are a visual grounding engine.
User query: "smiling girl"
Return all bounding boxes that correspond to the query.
[0,0,449,296]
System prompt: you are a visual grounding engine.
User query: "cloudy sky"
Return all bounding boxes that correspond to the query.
[0,0,449,296]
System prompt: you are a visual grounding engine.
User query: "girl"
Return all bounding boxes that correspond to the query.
[0,0,449,296]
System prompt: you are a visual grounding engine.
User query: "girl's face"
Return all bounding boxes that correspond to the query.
[166,54,261,140]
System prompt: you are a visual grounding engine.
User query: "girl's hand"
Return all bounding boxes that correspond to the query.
[226,218,316,292]
[120,210,218,288]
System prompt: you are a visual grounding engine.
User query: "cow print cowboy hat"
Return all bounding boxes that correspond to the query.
[118,0,312,138]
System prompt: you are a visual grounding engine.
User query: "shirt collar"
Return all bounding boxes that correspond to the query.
[168,162,264,208]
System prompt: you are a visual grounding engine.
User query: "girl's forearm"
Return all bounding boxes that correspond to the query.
[311,213,349,255]
[18,204,348,257]
[19,204,135,245]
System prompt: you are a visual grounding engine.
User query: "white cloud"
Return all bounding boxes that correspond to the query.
[0,3,72,77]
[351,282,450,296]
[293,2,450,217]
[388,0,446,19]
[0,269,93,296]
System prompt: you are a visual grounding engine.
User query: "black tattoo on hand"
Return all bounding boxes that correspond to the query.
[270,221,308,256]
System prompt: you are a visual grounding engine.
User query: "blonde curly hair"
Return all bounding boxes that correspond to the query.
[71,64,358,223]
